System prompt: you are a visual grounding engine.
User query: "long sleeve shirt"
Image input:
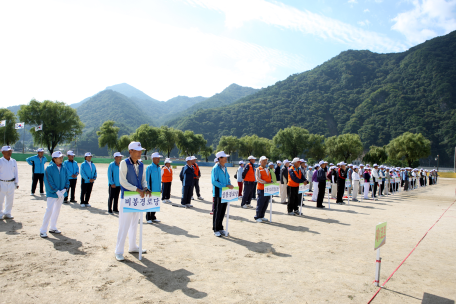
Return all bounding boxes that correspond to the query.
[0,157,19,186]
[317,167,328,182]
[280,166,289,184]
[256,167,271,184]
[275,166,281,181]
[211,164,232,197]
[107,161,121,187]
[26,155,48,174]
[237,166,244,183]
[119,158,148,191]
[372,169,380,181]
[63,160,79,180]
[352,171,360,181]
[312,170,318,183]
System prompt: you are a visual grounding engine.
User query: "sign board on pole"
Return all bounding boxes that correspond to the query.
[122,191,161,213]
[264,183,280,196]
[326,181,331,189]
[221,187,239,203]
[374,222,387,250]
[299,183,309,194]
[345,179,352,188]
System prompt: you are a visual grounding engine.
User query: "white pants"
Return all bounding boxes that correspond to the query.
[364,183,370,199]
[40,197,64,234]
[359,181,363,194]
[115,200,140,255]
[384,181,389,195]
[352,182,359,200]
[331,183,337,199]
[0,181,16,217]
[280,183,288,203]
[311,182,319,201]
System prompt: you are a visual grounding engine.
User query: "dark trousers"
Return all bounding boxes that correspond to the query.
[162,182,171,200]
[317,181,326,206]
[252,182,257,199]
[288,187,300,212]
[337,180,345,202]
[146,212,156,221]
[213,197,227,232]
[80,182,93,204]
[181,185,192,205]
[380,181,385,195]
[192,179,200,197]
[373,180,378,197]
[420,178,424,186]
[64,179,77,201]
[404,180,409,191]
[238,182,243,197]
[108,186,120,212]
[241,182,255,206]
[31,173,44,194]
[255,190,270,219]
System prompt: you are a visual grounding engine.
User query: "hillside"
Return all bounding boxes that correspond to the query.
[164,83,259,126]
[173,31,456,166]
[76,90,153,133]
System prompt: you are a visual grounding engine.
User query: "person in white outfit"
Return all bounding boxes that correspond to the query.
[0,146,19,219]
[279,159,290,204]
[115,142,150,261]
[39,151,69,238]
[307,166,313,192]
[351,166,360,201]
[237,161,244,199]
[311,164,320,202]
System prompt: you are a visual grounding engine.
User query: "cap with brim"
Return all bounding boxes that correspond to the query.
[359,164,364,167]
[239,161,244,164]
[185,156,192,161]
[276,160,282,164]
[113,152,123,158]
[67,150,75,156]
[292,157,301,163]
[151,152,163,158]
[164,158,172,164]
[37,148,44,152]
[373,164,378,167]
[84,152,92,157]
[190,156,197,160]
[216,151,230,158]
[52,151,63,158]
[128,141,145,151]
[300,159,306,163]
[283,159,290,164]
[1,146,12,152]
[259,156,268,161]
[268,162,274,166]
[247,155,256,160]
[214,158,218,163]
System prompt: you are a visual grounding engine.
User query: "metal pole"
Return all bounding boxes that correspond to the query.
[374,248,381,287]
[225,202,230,236]
[22,124,25,154]
[139,214,143,260]
[269,196,272,222]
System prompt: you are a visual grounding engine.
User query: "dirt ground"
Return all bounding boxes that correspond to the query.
[0,162,455,304]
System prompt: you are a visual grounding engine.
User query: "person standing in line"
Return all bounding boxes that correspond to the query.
[114,141,150,261]
[346,164,353,197]
[287,158,307,215]
[210,158,219,215]
[358,164,365,195]
[80,152,97,207]
[236,161,244,199]
[63,150,79,203]
[307,165,313,192]
[161,158,173,203]
[372,164,380,198]
[384,167,391,195]
[351,165,360,202]
[299,160,307,179]
[311,163,320,202]
[0,146,19,220]
[39,151,69,238]
[279,159,290,204]
[241,156,256,209]
[316,161,328,208]
[275,160,282,183]
[363,166,371,199]
[212,151,233,237]
[254,157,273,222]
[180,156,195,208]
[380,165,386,196]
[328,165,338,199]
[191,156,204,200]
[252,160,258,200]
[404,167,410,191]
[26,148,47,196]
[336,162,347,205]
[146,152,162,223]
[107,152,123,214]
[268,161,277,203]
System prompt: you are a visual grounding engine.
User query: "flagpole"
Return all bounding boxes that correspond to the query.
[22,123,25,154]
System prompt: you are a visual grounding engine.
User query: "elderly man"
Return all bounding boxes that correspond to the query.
[352,165,360,202]
[336,162,347,204]
[191,156,203,200]
[26,148,47,196]
[347,164,353,196]
[287,158,307,215]
[311,163,320,202]
[63,150,79,203]
[212,151,233,237]
[115,142,150,261]
[107,152,123,214]
[39,151,69,238]
[180,156,195,208]
[241,155,256,208]
[372,164,380,197]
[280,159,290,204]
[146,152,162,223]
[255,156,273,222]
[358,164,365,195]
[0,146,19,219]
[306,165,313,192]
[161,158,173,203]
[80,152,97,207]
[316,161,328,208]
[275,160,282,182]
[236,161,244,198]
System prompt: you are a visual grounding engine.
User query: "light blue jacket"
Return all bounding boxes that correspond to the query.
[63,160,79,180]
[237,166,244,183]
[81,161,97,183]
[44,161,70,198]
[107,161,120,187]
[211,163,232,197]
[26,155,47,174]
[146,162,161,192]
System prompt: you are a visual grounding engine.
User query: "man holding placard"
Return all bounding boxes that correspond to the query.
[254,156,273,222]
[115,142,150,261]
[212,151,233,237]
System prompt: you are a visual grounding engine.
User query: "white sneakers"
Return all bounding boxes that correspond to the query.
[261,218,268,222]
[80,204,86,208]
[256,218,263,223]
[129,248,147,253]
[115,254,125,261]
[30,193,34,196]
[242,205,253,209]
[214,231,222,237]
[288,212,296,216]
[86,204,91,207]
[2,214,14,219]
[152,219,161,223]
[40,233,48,238]
[214,230,229,237]
[49,229,61,234]
[185,204,193,208]
[197,196,204,200]
[146,220,153,224]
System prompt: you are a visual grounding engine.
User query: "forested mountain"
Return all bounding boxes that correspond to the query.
[173,31,456,165]
[165,83,259,126]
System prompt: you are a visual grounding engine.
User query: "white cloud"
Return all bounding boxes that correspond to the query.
[358,19,371,26]
[392,0,456,44]
[184,0,406,53]
[364,8,370,12]
[348,0,358,3]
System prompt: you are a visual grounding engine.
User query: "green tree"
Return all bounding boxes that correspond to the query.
[131,124,160,159]
[96,121,132,154]
[363,145,388,164]
[118,135,131,153]
[0,109,20,145]
[238,135,271,158]
[272,126,309,159]
[176,130,207,156]
[157,126,177,158]
[18,99,84,154]
[199,144,213,162]
[216,135,239,161]
[325,133,363,163]
[386,132,431,167]
[306,134,326,161]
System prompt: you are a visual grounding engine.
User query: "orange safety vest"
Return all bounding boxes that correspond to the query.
[287,165,302,187]
[257,166,272,190]
[162,166,173,183]
[193,163,200,179]
[244,163,256,182]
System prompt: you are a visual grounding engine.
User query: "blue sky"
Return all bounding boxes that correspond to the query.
[1,0,455,106]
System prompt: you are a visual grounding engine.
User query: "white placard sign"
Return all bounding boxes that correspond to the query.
[221,187,239,203]
[122,191,161,213]
[299,183,310,193]
[264,183,280,196]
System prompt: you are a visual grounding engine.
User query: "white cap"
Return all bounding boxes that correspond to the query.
[128,141,145,151]
[247,155,256,160]
[340,162,347,166]
[67,150,75,156]
[268,162,274,166]
[37,148,44,152]
[319,161,324,165]
[185,156,192,161]
[283,159,290,164]
[190,156,197,160]
[330,163,334,166]
[113,152,123,158]
[151,152,163,158]
[359,163,364,167]
[259,156,268,161]
[323,161,328,164]
[239,160,244,164]
[52,151,63,158]
[214,158,219,163]
[373,163,378,167]
[276,160,282,164]
[314,163,320,167]
[84,152,92,157]
[354,165,359,169]
[300,159,306,163]
[164,158,172,164]
[308,165,313,169]
[215,151,230,158]
[1,146,12,152]
[348,164,353,167]
[292,157,301,163]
